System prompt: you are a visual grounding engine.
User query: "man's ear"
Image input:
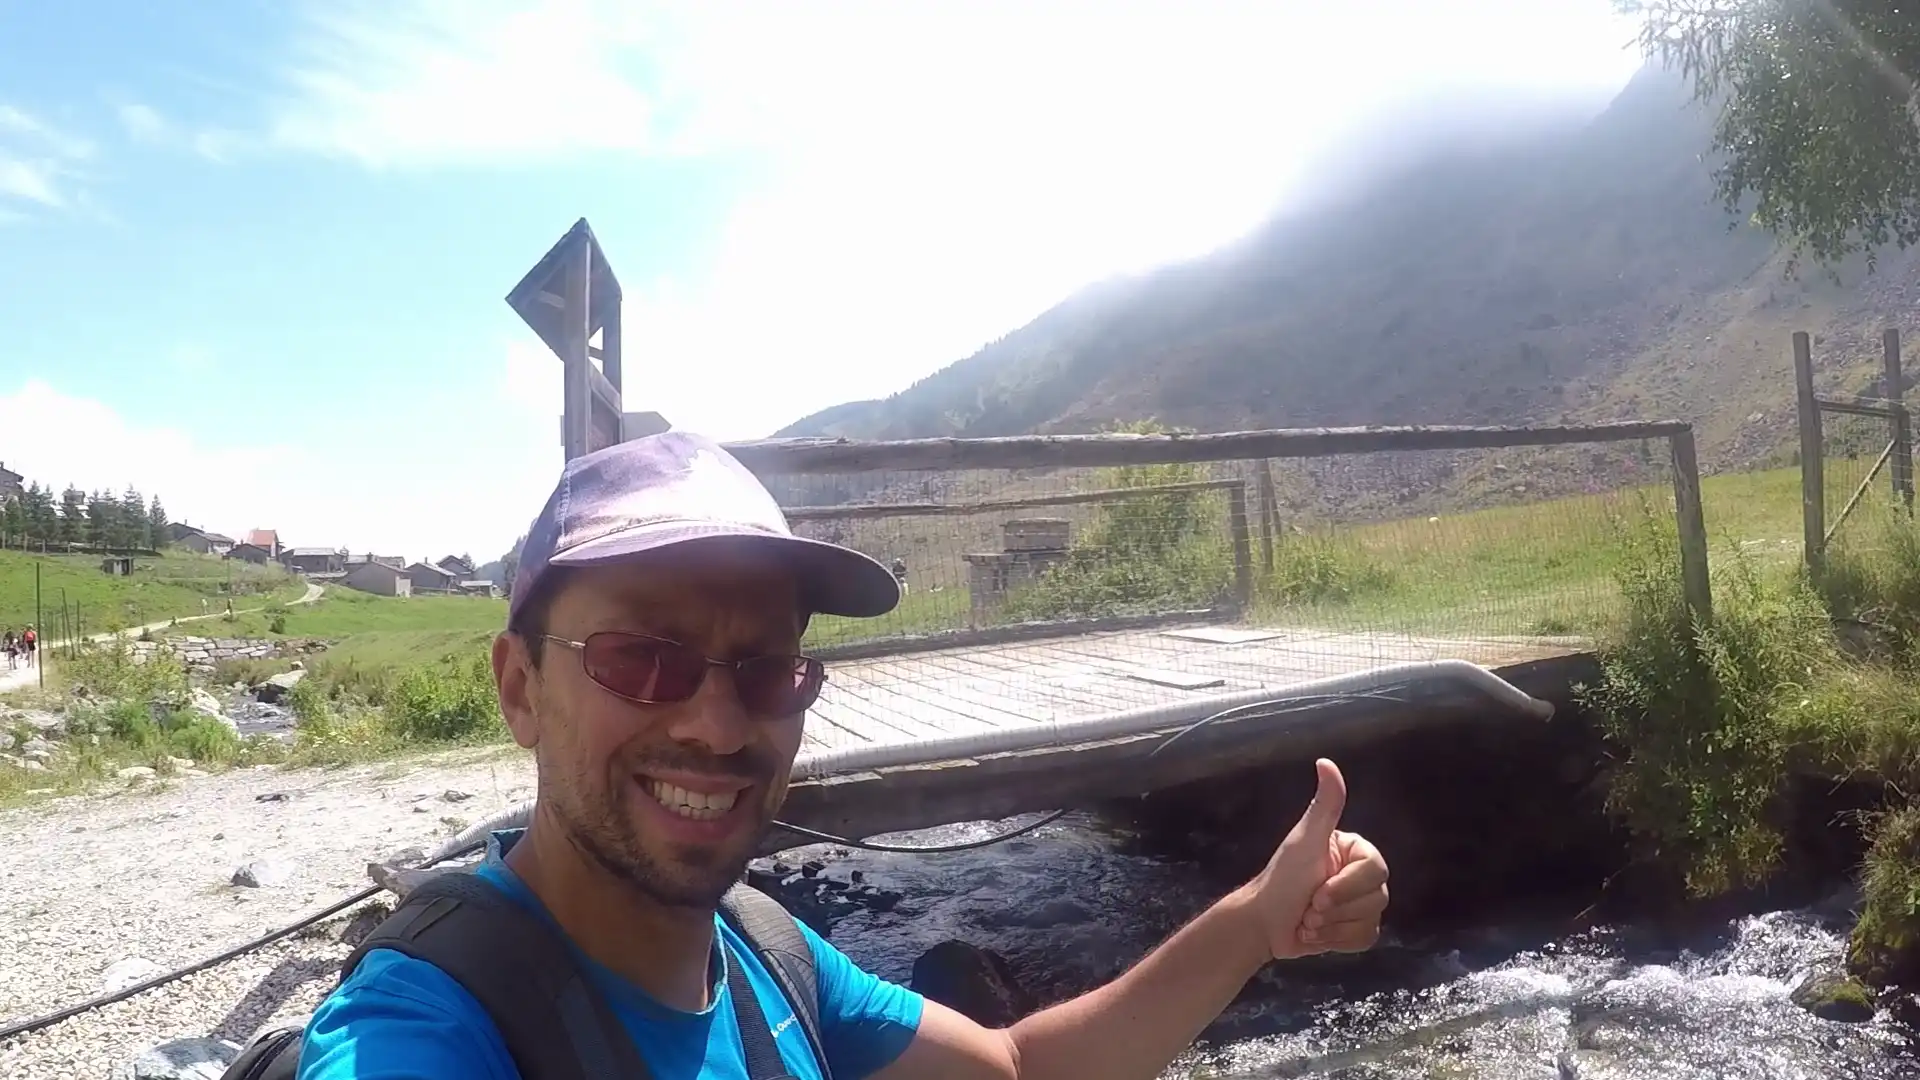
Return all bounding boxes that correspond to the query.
[492,632,541,750]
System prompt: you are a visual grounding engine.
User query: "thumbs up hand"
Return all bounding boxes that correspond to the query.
[1252,759,1389,960]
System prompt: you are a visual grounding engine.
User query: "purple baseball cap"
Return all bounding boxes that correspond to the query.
[509,431,900,623]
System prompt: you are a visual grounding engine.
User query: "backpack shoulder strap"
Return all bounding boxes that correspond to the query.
[720,883,831,1080]
[343,872,652,1080]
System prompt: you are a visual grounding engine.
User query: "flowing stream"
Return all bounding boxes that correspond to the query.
[759,813,1918,1079]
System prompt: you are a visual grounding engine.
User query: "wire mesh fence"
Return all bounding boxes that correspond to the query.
[1819,401,1912,558]
[762,433,1697,756]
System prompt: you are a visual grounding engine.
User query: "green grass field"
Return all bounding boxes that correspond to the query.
[0,548,307,637]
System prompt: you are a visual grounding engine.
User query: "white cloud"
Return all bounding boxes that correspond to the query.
[0,104,94,213]
[276,0,1649,441]
[117,102,240,162]
[0,369,564,563]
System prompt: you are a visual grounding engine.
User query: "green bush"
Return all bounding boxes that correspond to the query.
[383,653,503,742]
[1260,533,1395,607]
[1579,510,1834,895]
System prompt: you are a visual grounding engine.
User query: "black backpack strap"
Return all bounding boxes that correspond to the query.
[343,872,651,1080]
[726,946,797,1080]
[719,884,832,1080]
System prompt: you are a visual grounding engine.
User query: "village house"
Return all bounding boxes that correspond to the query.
[435,554,476,578]
[457,579,500,598]
[0,461,22,502]
[281,546,345,575]
[169,524,235,556]
[224,542,273,565]
[245,529,282,559]
[345,553,406,570]
[406,561,458,594]
[342,559,411,597]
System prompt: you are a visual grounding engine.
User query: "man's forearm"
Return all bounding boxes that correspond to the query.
[1004,884,1268,1080]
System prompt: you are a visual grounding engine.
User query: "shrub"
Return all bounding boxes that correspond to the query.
[382,653,503,742]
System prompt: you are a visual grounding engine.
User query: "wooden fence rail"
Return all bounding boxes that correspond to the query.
[739,419,1713,627]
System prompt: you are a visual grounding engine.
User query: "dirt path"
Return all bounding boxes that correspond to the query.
[0,742,535,1079]
[0,582,325,697]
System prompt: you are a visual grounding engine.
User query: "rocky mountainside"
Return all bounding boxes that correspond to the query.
[775,64,1920,483]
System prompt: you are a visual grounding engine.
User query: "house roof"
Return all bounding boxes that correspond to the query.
[201,532,236,545]
[347,559,404,577]
[437,555,475,568]
[283,547,340,559]
[407,561,457,579]
[0,462,21,483]
[246,529,280,548]
[226,543,269,557]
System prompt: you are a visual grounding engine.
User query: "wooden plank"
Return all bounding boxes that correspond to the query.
[724,421,1693,477]
[770,653,1599,847]
[784,479,1238,522]
[1115,666,1227,691]
[810,608,1221,663]
[1815,396,1903,420]
[1162,626,1284,645]
[1227,482,1254,614]
[1254,459,1279,573]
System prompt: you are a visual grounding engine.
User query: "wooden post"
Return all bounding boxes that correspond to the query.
[1253,459,1278,573]
[1226,481,1254,615]
[1668,428,1713,625]
[1884,328,1913,513]
[1794,331,1825,576]
[561,241,593,463]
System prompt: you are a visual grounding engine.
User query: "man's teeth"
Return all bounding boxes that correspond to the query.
[643,780,739,821]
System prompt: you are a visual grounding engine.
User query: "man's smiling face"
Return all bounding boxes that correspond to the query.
[499,543,810,909]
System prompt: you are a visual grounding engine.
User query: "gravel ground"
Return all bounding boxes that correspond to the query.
[0,746,536,1079]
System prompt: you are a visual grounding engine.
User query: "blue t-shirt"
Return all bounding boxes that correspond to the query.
[297,831,924,1079]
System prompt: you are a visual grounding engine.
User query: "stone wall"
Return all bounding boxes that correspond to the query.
[130,636,326,674]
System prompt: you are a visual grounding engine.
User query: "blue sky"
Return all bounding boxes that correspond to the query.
[0,0,1644,560]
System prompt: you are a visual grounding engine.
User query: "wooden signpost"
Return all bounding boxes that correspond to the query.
[506,218,670,463]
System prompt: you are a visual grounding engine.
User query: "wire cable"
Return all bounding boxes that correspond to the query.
[0,687,1429,1040]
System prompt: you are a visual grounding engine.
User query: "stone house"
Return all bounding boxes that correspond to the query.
[343,559,411,597]
[245,529,282,559]
[0,461,22,502]
[225,543,273,565]
[961,518,1073,625]
[172,526,235,556]
[406,561,458,594]
[436,555,476,578]
[281,547,346,575]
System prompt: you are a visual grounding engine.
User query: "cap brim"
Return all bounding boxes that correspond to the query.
[549,523,902,619]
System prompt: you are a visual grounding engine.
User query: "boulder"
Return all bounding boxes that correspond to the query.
[114,1037,240,1080]
[232,857,300,888]
[256,670,306,704]
[102,957,164,994]
[1789,966,1876,1023]
[909,941,1035,1028]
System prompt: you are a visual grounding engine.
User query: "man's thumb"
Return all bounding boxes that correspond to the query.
[1293,758,1347,839]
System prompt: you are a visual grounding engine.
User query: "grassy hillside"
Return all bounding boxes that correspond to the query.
[0,549,304,635]
[773,64,1920,503]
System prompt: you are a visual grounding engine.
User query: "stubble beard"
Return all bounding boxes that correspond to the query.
[551,770,765,910]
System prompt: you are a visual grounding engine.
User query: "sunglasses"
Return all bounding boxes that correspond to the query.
[542,631,827,717]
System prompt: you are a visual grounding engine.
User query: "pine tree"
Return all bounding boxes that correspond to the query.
[147,495,169,545]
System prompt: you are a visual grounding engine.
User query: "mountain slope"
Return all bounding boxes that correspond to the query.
[775,65,1920,479]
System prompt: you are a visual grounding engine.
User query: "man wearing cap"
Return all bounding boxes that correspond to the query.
[297,432,1389,1080]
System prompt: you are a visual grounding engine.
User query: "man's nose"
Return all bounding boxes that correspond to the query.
[663,666,756,755]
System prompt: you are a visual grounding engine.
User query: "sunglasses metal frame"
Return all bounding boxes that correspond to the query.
[540,631,827,714]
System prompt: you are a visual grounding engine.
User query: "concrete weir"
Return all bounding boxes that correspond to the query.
[370,645,1582,897]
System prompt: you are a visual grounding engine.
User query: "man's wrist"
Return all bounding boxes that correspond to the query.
[1213,883,1275,972]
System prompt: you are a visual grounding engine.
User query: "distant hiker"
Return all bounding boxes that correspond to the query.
[266,431,1390,1080]
[1,629,13,670]
[891,555,911,597]
[20,626,35,667]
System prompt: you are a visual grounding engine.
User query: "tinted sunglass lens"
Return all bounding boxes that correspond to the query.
[738,657,823,715]
[582,635,707,702]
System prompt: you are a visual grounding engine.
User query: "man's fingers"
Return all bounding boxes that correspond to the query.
[1310,855,1389,911]
[1306,917,1382,953]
